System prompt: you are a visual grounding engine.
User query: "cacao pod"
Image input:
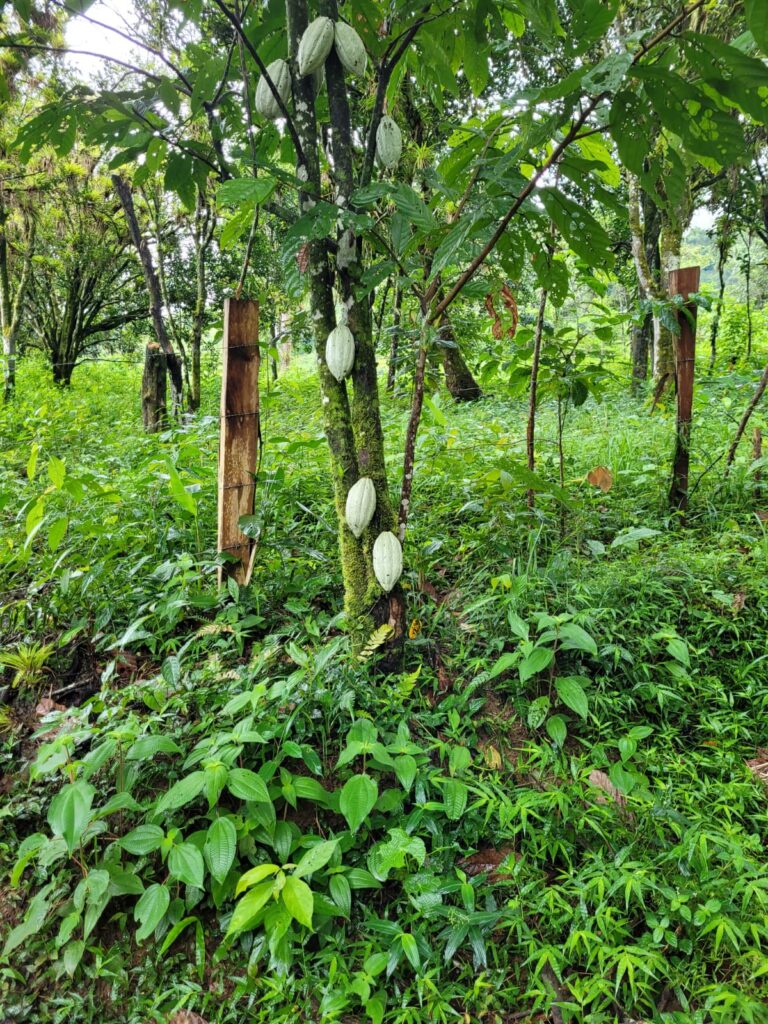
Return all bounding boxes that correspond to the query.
[334,21,367,76]
[373,531,403,592]
[345,477,376,538]
[376,116,402,169]
[254,59,291,120]
[298,16,334,77]
[325,324,355,381]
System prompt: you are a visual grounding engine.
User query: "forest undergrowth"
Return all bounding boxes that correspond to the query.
[1,351,768,1024]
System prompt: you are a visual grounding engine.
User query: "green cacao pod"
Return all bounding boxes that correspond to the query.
[334,22,367,76]
[375,116,402,169]
[373,531,403,593]
[326,324,355,381]
[298,16,334,76]
[254,59,291,120]
[345,477,376,538]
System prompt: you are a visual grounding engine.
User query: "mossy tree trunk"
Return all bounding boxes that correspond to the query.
[440,313,482,401]
[286,0,403,649]
[0,196,35,401]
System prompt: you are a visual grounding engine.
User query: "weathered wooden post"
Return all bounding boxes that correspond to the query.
[668,266,700,515]
[217,299,260,586]
[141,342,167,432]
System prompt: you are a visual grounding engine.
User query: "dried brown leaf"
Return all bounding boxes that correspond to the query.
[587,466,613,492]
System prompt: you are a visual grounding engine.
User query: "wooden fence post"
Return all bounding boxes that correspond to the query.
[217,299,260,586]
[668,266,700,515]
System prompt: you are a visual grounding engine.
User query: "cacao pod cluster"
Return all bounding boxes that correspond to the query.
[344,478,404,592]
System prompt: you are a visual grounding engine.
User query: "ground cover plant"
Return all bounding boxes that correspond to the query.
[2,0,768,1022]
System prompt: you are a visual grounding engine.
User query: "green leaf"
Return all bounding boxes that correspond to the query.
[329,874,351,916]
[442,778,468,821]
[367,829,426,882]
[519,647,554,683]
[293,839,338,880]
[745,0,768,51]
[527,696,550,730]
[488,652,517,680]
[546,714,567,746]
[226,880,275,937]
[119,824,164,856]
[47,516,69,551]
[400,932,420,970]
[394,754,417,792]
[218,176,277,206]
[611,527,660,549]
[156,771,205,815]
[339,774,378,833]
[235,863,279,895]
[164,150,195,210]
[204,818,237,884]
[558,623,598,657]
[62,939,84,976]
[540,188,614,270]
[282,875,314,929]
[47,455,65,488]
[556,676,589,720]
[48,781,95,855]
[666,637,690,667]
[134,883,170,943]
[390,183,436,232]
[168,842,205,889]
[126,735,182,760]
[227,767,271,804]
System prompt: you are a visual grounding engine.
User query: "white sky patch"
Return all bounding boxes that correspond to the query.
[64,0,141,79]
[690,206,715,231]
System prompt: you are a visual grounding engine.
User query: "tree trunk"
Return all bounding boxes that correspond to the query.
[112,174,184,415]
[386,285,403,392]
[708,219,730,370]
[526,288,547,507]
[0,199,35,401]
[630,312,652,390]
[190,188,213,411]
[440,313,482,401]
[287,0,402,649]
[142,342,167,432]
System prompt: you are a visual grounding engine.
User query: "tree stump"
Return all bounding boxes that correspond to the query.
[142,342,167,432]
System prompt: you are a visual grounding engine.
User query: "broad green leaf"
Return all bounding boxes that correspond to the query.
[339,774,378,833]
[48,781,95,855]
[47,456,65,488]
[546,715,567,746]
[126,735,182,760]
[119,824,164,856]
[204,818,237,884]
[442,778,468,821]
[168,842,205,889]
[556,676,589,720]
[47,516,68,551]
[367,829,426,882]
[218,176,277,206]
[558,623,598,657]
[293,839,338,880]
[400,932,420,970]
[329,874,351,916]
[394,754,417,792]
[134,883,170,942]
[227,768,271,804]
[611,527,660,549]
[540,188,614,270]
[745,0,768,51]
[235,863,279,895]
[527,696,550,730]
[227,879,275,936]
[282,875,313,929]
[519,647,554,683]
[156,771,205,814]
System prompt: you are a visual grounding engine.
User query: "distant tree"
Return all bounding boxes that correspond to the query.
[24,163,148,385]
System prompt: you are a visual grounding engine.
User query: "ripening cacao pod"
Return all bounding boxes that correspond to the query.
[298,16,334,76]
[375,116,402,169]
[345,477,376,538]
[373,531,403,592]
[334,21,367,76]
[254,59,291,119]
[325,324,355,381]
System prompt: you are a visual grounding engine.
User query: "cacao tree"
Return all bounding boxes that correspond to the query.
[9,0,768,645]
